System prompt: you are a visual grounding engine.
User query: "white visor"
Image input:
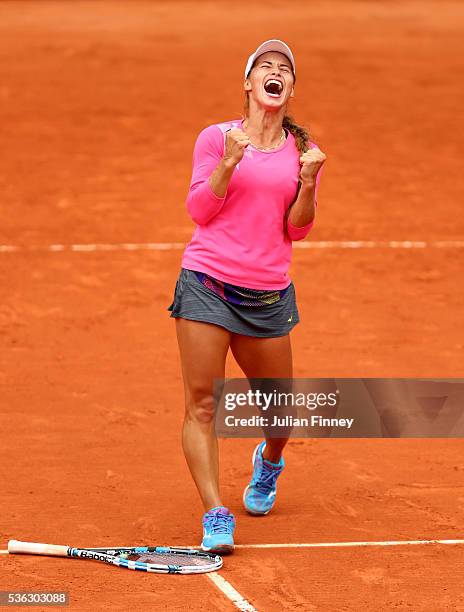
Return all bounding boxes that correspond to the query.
[244,39,296,79]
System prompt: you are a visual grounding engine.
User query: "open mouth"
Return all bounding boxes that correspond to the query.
[263,79,283,97]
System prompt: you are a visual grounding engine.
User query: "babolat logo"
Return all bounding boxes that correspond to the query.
[80,551,113,563]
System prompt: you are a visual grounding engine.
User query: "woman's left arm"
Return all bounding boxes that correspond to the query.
[286,146,326,241]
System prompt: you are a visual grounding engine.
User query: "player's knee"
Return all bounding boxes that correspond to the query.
[186,393,216,425]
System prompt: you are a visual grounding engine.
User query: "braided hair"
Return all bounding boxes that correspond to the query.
[282,114,311,154]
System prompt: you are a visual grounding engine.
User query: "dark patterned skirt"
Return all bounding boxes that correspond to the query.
[167,268,299,338]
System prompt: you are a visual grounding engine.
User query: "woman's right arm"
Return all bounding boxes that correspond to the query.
[206,158,236,199]
[186,127,249,226]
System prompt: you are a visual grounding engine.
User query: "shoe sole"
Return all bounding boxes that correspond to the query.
[243,442,272,516]
[201,543,234,555]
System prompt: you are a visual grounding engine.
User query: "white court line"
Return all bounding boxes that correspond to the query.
[232,538,464,548]
[207,572,258,612]
[205,537,464,612]
[0,242,186,253]
[1,240,464,254]
[167,538,464,550]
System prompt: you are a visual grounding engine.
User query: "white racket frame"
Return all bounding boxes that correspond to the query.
[7,540,222,574]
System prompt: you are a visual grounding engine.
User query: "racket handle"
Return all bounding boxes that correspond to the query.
[8,540,69,557]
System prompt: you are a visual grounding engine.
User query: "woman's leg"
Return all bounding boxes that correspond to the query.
[175,318,231,511]
[229,333,293,462]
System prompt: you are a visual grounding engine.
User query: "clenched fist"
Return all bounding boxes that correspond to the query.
[223,128,250,167]
[299,146,327,184]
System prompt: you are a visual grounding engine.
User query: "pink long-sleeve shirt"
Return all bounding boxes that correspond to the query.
[182,119,322,290]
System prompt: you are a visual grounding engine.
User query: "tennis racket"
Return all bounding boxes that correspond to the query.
[7,540,222,574]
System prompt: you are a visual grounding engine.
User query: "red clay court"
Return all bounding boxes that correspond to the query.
[1,1,463,610]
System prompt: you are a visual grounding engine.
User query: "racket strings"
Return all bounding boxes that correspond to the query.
[128,552,214,567]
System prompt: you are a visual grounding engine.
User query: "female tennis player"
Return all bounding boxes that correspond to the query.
[168,39,326,554]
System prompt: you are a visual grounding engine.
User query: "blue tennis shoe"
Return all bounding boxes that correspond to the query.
[201,506,235,554]
[243,441,285,515]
